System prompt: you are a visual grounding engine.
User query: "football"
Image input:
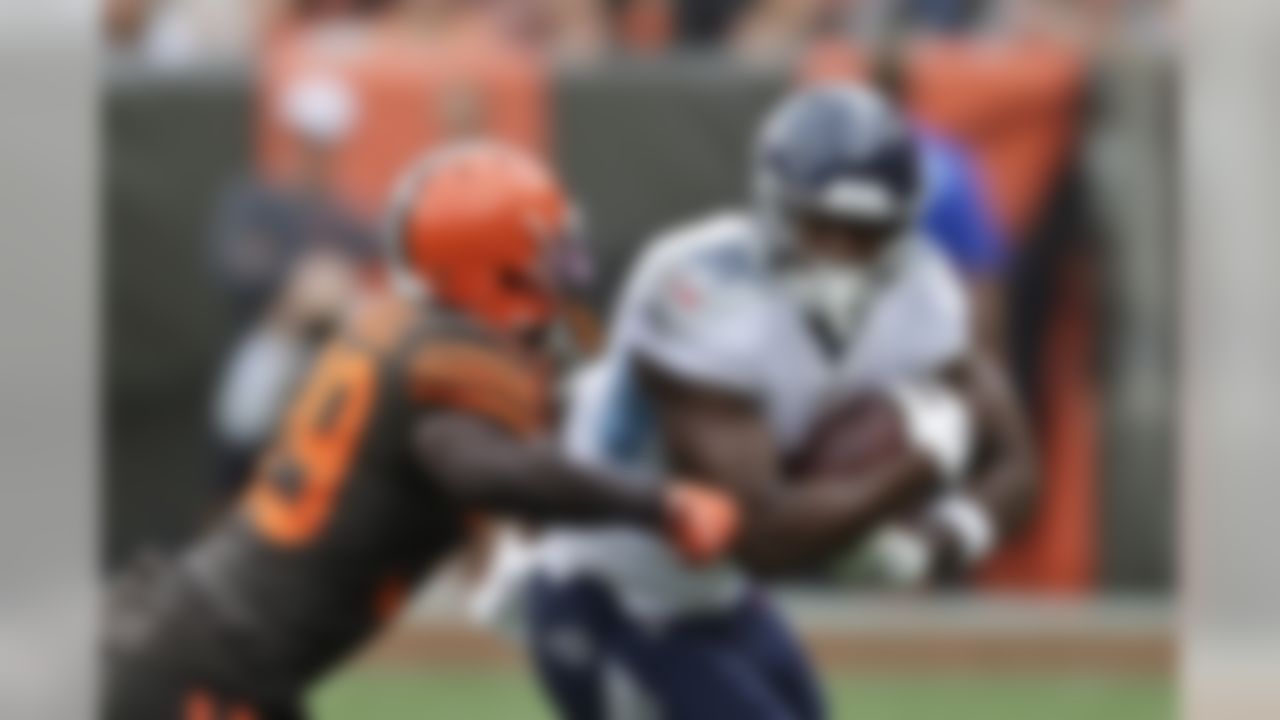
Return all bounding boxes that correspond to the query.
[789,391,911,480]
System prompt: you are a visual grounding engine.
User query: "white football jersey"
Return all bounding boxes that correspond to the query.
[533,210,970,621]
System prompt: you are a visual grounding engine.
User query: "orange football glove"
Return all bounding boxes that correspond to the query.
[663,481,741,566]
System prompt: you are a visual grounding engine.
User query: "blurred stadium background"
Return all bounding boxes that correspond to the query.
[105,0,1177,717]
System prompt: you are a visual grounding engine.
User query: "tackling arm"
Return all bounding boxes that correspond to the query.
[410,412,739,565]
[413,412,665,526]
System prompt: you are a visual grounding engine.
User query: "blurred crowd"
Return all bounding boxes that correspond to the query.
[106,0,1173,67]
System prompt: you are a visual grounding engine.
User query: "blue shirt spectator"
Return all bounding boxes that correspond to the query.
[209,176,378,328]
[918,128,1007,278]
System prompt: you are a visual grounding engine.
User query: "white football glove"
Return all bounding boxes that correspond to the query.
[853,494,998,586]
[929,493,998,566]
[860,525,933,587]
[889,378,976,484]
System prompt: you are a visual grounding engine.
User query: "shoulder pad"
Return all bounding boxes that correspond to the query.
[623,217,771,391]
[642,212,767,334]
[407,332,550,438]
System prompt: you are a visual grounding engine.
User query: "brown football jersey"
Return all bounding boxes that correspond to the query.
[175,290,550,697]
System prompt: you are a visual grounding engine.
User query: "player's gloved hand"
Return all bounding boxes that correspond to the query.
[927,494,997,567]
[663,482,741,566]
[846,495,998,587]
[857,524,934,587]
[889,378,975,485]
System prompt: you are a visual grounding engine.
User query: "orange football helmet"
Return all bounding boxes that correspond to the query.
[386,142,587,334]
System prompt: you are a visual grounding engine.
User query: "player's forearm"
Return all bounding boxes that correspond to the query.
[953,352,1039,536]
[415,414,665,528]
[736,454,936,576]
[890,367,1038,583]
[463,445,666,527]
[854,432,1036,586]
[967,440,1038,535]
[888,457,1035,585]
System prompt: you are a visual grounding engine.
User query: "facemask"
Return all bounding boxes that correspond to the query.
[781,262,877,345]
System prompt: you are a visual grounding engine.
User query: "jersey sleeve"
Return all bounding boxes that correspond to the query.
[406,335,550,439]
[622,234,771,395]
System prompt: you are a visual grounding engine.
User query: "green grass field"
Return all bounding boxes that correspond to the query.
[311,666,1174,720]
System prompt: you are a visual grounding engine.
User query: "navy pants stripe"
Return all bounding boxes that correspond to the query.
[526,577,826,720]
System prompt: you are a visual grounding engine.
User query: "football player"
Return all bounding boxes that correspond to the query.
[516,85,1037,719]
[103,143,740,720]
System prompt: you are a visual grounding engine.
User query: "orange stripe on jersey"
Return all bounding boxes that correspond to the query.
[409,342,547,438]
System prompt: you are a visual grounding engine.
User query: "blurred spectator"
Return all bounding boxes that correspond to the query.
[211,73,376,326]
[677,0,753,47]
[872,41,1009,349]
[376,0,505,43]
[107,0,292,66]
[208,74,380,502]
[729,0,846,60]
[493,0,610,59]
[379,0,468,34]
[918,128,1008,347]
[898,0,991,32]
[291,0,399,20]
[985,0,1150,48]
[610,0,674,54]
[358,0,608,58]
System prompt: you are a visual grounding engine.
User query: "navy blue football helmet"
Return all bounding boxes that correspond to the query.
[753,84,922,251]
[752,84,925,346]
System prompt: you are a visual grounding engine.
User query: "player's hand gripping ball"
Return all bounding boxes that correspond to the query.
[789,391,912,480]
[792,381,975,485]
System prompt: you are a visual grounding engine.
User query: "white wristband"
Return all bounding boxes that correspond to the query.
[930,495,997,565]
[889,379,975,484]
